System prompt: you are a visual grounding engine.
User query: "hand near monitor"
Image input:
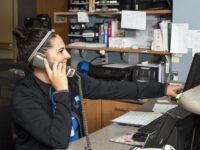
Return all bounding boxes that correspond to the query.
[166,84,184,98]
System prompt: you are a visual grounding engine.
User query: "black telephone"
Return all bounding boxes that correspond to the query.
[32,55,76,77]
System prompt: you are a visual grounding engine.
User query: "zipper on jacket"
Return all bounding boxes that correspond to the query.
[49,87,84,137]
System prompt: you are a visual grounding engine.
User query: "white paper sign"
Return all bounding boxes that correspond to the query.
[170,23,189,54]
[187,30,198,49]
[77,12,89,23]
[121,10,146,30]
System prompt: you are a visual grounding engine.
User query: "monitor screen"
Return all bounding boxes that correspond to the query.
[184,52,200,91]
[140,54,200,149]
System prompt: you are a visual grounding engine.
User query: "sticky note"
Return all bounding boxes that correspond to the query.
[172,57,179,63]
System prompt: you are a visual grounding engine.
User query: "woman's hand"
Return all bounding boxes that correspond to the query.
[44,59,68,91]
[166,85,184,98]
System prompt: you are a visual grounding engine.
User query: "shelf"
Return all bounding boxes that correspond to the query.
[70,2,89,5]
[68,34,82,37]
[54,9,172,16]
[66,45,171,55]
[96,3,119,6]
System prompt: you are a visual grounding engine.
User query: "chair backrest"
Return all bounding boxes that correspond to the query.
[0,60,30,150]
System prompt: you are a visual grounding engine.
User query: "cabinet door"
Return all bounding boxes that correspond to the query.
[84,99,102,133]
[102,100,141,127]
[0,0,16,58]
[0,0,13,44]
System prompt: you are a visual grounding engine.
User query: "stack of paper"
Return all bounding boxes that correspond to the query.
[111,111,162,126]
[152,103,178,114]
[111,103,178,126]
[156,20,172,52]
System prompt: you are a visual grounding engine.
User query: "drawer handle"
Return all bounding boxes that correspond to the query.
[115,107,128,111]
[0,43,13,50]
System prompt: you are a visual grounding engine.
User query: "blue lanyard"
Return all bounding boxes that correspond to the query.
[50,87,56,110]
[50,87,80,142]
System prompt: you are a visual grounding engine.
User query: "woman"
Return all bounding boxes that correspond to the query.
[12,28,183,150]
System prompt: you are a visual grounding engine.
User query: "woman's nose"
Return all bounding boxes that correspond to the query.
[64,49,71,59]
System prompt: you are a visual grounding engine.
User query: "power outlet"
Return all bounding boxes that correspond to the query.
[101,53,108,64]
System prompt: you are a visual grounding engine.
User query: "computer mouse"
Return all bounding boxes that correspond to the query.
[132,132,148,142]
[131,44,139,49]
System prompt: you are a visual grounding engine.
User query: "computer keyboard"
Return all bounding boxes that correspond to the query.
[137,106,191,135]
[167,106,191,119]
[137,113,165,134]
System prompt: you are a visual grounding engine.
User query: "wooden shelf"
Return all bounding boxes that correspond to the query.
[66,45,171,55]
[54,10,172,16]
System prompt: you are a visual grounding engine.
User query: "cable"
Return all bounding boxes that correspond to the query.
[89,55,105,63]
[167,0,172,9]
[190,127,196,150]
[76,73,92,150]
[89,56,101,63]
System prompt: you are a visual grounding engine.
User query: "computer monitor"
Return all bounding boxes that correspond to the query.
[143,107,194,150]
[141,53,200,150]
[184,52,200,91]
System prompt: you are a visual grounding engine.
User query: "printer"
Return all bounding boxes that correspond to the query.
[89,63,135,81]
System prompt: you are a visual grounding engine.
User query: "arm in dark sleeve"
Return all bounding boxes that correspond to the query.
[12,90,72,149]
[80,74,167,100]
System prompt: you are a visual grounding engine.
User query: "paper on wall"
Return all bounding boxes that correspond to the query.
[77,12,89,23]
[170,23,188,53]
[192,31,200,56]
[187,30,198,49]
[121,10,146,30]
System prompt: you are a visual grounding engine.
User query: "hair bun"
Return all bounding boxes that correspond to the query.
[13,28,26,44]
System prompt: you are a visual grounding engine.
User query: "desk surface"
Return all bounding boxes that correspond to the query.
[67,97,172,150]
[67,123,137,150]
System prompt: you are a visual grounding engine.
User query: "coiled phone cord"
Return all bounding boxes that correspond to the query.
[76,73,92,150]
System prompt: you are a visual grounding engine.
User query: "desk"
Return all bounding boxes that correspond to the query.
[67,97,172,150]
[67,123,137,150]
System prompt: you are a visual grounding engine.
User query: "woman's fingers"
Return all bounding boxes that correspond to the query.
[62,62,66,74]
[52,61,58,75]
[44,59,52,76]
[58,62,63,73]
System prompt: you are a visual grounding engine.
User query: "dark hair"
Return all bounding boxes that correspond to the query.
[13,28,57,63]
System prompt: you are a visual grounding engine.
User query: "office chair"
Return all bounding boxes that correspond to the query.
[0,60,30,150]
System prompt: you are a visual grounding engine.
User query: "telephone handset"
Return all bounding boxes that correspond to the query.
[32,55,76,77]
